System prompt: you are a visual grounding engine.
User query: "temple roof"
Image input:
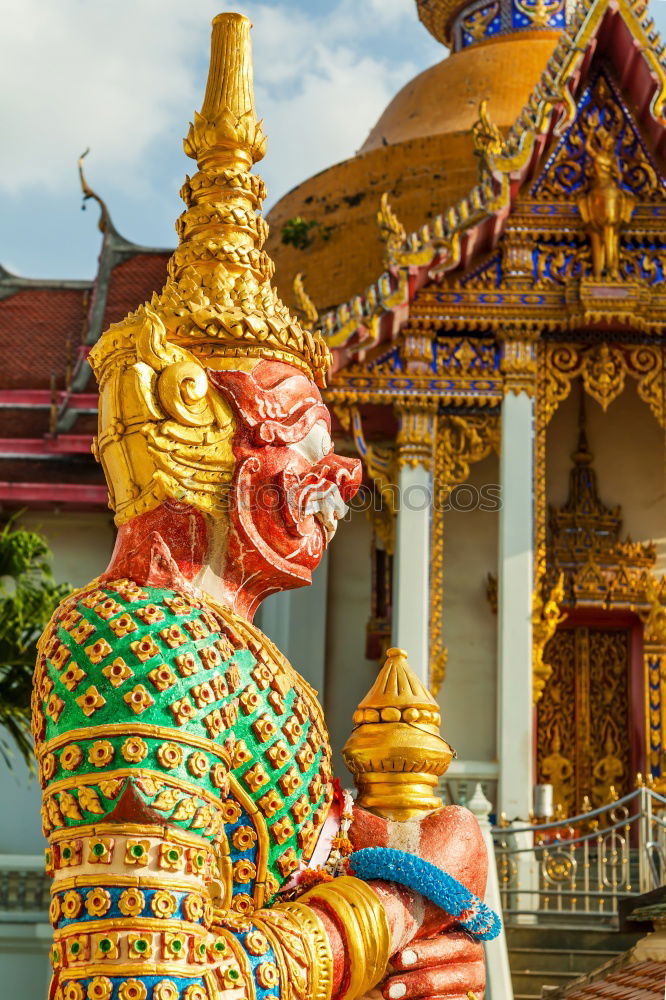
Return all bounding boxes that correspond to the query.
[321,0,666,361]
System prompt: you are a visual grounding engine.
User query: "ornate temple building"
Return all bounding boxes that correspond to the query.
[1,0,665,905]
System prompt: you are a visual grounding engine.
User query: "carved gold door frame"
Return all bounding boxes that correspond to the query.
[537,620,637,816]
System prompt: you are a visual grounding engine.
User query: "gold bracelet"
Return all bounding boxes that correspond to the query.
[299,875,391,1000]
[280,900,334,1000]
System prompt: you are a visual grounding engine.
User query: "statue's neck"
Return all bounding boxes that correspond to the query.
[101,506,274,622]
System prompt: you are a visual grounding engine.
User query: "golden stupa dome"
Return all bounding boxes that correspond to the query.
[266,24,561,315]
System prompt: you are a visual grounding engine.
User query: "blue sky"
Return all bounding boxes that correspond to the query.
[0,0,441,279]
[2,0,665,280]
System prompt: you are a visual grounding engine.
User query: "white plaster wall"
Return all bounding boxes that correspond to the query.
[547,382,666,573]
[18,510,116,588]
[439,453,500,764]
[323,509,377,781]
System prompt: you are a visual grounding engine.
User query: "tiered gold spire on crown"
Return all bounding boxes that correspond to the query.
[342,648,454,820]
[91,13,330,390]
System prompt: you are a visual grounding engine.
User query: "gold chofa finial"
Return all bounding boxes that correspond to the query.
[342,647,454,820]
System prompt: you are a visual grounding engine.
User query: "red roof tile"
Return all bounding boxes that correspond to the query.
[0,287,88,389]
[101,252,169,330]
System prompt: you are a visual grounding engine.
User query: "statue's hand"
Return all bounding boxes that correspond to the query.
[349,803,488,939]
[383,935,486,1000]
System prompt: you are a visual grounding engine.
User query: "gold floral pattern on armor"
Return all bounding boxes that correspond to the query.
[118,980,147,1000]
[93,598,122,620]
[125,839,150,865]
[58,840,81,869]
[152,890,178,919]
[157,742,184,769]
[229,739,252,768]
[188,752,209,778]
[135,603,165,625]
[270,816,294,846]
[123,684,155,714]
[152,982,178,1000]
[268,690,286,715]
[50,643,71,670]
[283,717,303,745]
[70,620,95,644]
[130,636,160,663]
[61,606,83,627]
[49,894,61,924]
[239,684,260,715]
[85,638,113,664]
[148,664,178,692]
[257,789,283,818]
[220,799,242,824]
[253,715,278,743]
[199,645,222,670]
[108,613,139,639]
[233,859,257,883]
[232,825,257,851]
[159,843,184,871]
[184,986,206,1000]
[118,888,145,917]
[230,892,253,915]
[279,767,301,796]
[252,664,272,690]
[245,929,269,956]
[88,740,114,768]
[162,930,187,959]
[276,847,300,877]
[88,837,113,864]
[183,893,205,921]
[265,740,290,770]
[164,595,195,615]
[159,624,188,649]
[62,890,82,918]
[46,693,65,723]
[256,961,280,988]
[101,657,133,687]
[184,618,208,640]
[243,762,270,793]
[109,580,148,601]
[85,888,111,917]
[175,652,198,676]
[80,590,106,609]
[128,933,152,960]
[76,685,106,717]
[170,696,196,725]
[63,982,85,1000]
[291,795,311,823]
[121,736,148,762]
[61,664,86,691]
[93,932,119,960]
[191,682,214,708]
[87,976,113,1000]
[61,744,83,770]
[203,708,223,737]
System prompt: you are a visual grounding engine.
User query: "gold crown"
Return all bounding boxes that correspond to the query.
[342,647,454,820]
[90,13,330,389]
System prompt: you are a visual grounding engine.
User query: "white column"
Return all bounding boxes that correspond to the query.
[392,407,434,685]
[497,388,534,820]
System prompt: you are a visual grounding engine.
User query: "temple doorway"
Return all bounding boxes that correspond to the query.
[536,618,637,817]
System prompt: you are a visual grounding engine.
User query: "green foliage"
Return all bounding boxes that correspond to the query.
[281,216,332,250]
[0,517,68,769]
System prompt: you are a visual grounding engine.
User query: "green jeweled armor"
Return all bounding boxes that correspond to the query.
[34,576,333,909]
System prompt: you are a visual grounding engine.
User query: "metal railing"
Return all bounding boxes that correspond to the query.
[492,786,666,925]
[0,854,50,922]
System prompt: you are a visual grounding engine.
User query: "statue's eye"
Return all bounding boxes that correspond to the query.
[290,420,332,464]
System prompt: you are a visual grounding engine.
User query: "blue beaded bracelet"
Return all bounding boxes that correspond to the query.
[348,847,501,942]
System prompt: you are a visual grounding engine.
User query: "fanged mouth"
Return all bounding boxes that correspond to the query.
[300,482,348,543]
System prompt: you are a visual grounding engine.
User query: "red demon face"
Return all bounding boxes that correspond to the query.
[208,361,361,609]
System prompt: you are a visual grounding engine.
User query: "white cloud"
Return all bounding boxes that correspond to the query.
[0,0,431,201]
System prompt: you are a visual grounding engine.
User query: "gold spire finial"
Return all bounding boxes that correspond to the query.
[342,647,454,820]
